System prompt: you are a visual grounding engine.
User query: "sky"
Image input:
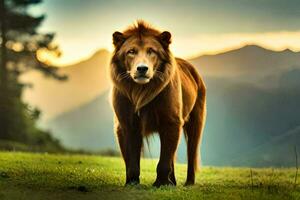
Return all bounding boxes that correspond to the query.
[30,0,300,66]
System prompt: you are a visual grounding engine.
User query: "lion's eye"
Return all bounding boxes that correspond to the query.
[147,48,155,55]
[127,49,136,55]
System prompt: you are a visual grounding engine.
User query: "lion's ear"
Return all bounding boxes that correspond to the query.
[113,31,125,48]
[159,31,172,48]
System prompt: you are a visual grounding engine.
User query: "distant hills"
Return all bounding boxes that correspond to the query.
[47,91,115,151]
[23,45,300,167]
[22,45,300,120]
[190,45,300,88]
[20,49,111,120]
[202,72,300,166]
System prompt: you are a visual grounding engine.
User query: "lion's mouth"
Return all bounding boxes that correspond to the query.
[134,75,149,79]
[133,75,150,84]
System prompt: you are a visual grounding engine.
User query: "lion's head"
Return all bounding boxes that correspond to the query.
[110,21,176,111]
[111,21,175,84]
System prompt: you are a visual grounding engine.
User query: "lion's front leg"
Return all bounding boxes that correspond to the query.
[153,122,181,187]
[116,123,142,186]
[113,89,143,186]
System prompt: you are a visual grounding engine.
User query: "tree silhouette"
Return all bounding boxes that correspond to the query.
[0,0,65,148]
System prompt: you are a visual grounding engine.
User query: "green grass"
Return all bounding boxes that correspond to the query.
[0,152,299,200]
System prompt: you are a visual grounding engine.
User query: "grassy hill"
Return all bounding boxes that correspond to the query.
[0,152,299,200]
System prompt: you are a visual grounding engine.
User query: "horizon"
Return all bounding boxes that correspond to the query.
[54,43,300,67]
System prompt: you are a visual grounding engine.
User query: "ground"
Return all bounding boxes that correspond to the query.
[0,152,299,200]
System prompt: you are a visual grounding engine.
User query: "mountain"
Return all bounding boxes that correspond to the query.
[189,45,300,88]
[21,45,300,120]
[20,49,111,120]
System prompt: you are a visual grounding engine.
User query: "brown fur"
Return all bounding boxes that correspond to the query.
[110,21,206,186]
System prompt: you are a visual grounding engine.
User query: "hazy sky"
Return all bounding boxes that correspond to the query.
[31,0,300,66]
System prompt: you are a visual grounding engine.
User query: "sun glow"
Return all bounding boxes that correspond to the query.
[172,31,300,59]
[47,31,300,67]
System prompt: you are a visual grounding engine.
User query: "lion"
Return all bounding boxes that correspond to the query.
[110,21,206,187]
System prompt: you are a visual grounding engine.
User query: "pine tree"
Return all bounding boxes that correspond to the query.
[0,0,65,150]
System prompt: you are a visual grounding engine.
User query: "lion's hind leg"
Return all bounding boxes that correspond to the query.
[183,94,206,186]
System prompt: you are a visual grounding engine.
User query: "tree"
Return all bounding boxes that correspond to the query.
[0,0,66,149]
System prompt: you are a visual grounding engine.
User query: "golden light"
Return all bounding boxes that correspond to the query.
[42,30,300,67]
[37,49,61,66]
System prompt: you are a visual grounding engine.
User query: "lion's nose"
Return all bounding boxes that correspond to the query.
[137,66,148,74]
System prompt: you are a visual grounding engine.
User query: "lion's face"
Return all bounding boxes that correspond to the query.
[112,29,172,85]
[122,36,162,84]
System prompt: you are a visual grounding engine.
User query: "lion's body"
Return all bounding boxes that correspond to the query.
[110,21,206,186]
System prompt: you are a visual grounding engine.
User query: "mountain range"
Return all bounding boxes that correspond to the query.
[22,45,300,167]
[190,45,300,88]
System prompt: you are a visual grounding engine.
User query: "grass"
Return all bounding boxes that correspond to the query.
[0,152,299,200]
